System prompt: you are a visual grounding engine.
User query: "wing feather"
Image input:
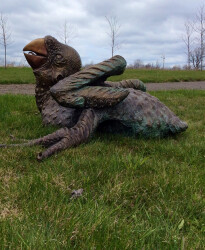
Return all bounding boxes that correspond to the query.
[50,55,128,108]
[50,55,126,93]
[52,86,129,108]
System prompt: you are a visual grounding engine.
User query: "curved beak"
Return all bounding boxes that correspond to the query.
[23,38,47,69]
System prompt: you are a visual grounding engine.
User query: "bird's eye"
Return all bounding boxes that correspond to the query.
[56,54,63,60]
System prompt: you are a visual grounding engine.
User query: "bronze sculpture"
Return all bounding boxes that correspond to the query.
[0,36,188,160]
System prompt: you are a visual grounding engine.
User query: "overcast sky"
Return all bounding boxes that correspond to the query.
[0,0,204,67]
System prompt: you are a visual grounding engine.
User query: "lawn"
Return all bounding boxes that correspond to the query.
[1,67,205,84]
[0,67,35,84]
[109,68,205,83]
[0,90,204,248]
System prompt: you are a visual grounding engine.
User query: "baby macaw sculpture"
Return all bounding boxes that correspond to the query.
[1,36,188,160]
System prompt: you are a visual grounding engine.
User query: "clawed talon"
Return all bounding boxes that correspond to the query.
[37,152,43,161]
[1,109,98,161]
[36,109,97,160]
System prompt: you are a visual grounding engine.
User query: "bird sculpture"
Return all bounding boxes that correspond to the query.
[0,36,188,160]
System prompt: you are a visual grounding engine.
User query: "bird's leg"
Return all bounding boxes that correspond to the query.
[37,108,99,161]
[0,109,99,161]
[104,79,146,92]
[9,134,29,142]
[0,127,71,148]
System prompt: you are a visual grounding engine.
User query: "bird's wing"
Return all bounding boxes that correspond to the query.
[51,86,129,108]
[50,55,129,108]
[51,55,126,92]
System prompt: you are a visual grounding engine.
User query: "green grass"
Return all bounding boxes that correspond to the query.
[0,90,204,248]
[0,67,35,84]
[108,68,205,83]
[1,67,205,84]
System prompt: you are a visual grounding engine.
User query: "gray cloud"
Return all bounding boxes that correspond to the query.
[0,0,203,67]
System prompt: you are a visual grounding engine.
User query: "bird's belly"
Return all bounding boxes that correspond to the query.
[102,89,188,137]
[41,97,78,127]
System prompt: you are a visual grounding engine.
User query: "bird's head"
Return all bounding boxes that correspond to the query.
[23,35,81,87]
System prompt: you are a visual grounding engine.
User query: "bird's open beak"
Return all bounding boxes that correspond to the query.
[23,38,48,69]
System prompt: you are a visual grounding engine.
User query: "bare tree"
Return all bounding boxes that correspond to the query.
[58,19,77,45]
[190,47,201,69]
[0,13,12,68]
[105,16,121,57]
[193,5,205,70]
[182,20,194,69]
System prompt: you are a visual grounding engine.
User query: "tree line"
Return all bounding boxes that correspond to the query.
[0,13,121,69]
[1,6,205,70]
[182,5,205,70]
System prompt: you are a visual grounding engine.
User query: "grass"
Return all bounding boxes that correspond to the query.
[1,67,205,84]
[109,68,205,83]
[0,90,204,248]
[0,67,35,84]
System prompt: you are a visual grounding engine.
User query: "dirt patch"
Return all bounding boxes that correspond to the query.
[0,82,204,95]
[0,84,35,95]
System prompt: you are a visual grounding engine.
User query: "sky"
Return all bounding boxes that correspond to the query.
[0,0,204,67]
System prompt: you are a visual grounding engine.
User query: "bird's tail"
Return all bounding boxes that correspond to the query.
[169,117,188,134]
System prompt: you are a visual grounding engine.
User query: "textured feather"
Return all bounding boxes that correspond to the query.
[105,79,146,92]
[50,55,126,95]
[52,86,129,108]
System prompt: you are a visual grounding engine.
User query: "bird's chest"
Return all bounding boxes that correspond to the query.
[41,97,78,128]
